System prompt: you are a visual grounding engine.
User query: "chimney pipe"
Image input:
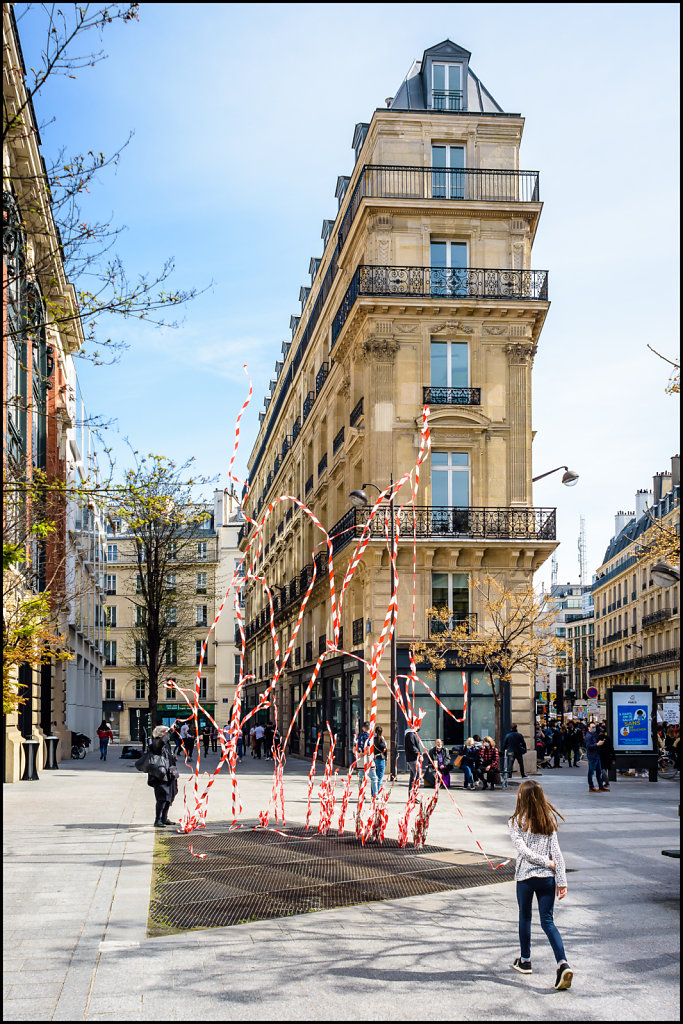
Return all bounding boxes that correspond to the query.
[672,454,680,488]
[635,489,653,518]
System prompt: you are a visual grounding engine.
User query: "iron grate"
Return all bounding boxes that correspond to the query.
[148,823,514,936]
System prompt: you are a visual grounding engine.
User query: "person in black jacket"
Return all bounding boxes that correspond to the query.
[597,724,614,791]
[145,726,179,827]
[429,738,453,788]
[404,725,421,787]
[502,724,528,778]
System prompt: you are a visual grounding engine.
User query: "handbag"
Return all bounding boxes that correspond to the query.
[145,752,171,783]
[135,751,150,773]
[453,754,463,768]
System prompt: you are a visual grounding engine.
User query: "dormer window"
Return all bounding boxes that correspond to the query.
[432,63,462,110]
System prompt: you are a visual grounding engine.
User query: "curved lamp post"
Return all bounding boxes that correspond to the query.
[532,465,579,486]
[349,478,399,779]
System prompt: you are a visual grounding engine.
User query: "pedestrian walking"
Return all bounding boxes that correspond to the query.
[502,724,528,778]
[254,723,264,758]
[180,721,195,759]
[404,722,421,789]
[570,723,582,766]
[138,725,179,828]
[96,720,113,761]
[429,737,452,788]
[480,736,501,790]
[210,724,219,753]
[551,722,563,770]
[584,722,606,792]
[597,723,614,790]
[171,720,182,755]
[357,721,379,796]
[508,779,573,990]
[374,725,388,789]
[202,723,211,758]
[249,725,257,757]
[264,721,275,759]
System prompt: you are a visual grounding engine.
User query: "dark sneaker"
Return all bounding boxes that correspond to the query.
[588,787,598,792]
[512,958,532,974]
[555,962,573,990]
[153,820,166,828]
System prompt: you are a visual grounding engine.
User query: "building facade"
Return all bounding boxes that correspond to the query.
[238,40,557,768]
[102,490,243,740]
[591,456,680,704]
[3,6,104,779]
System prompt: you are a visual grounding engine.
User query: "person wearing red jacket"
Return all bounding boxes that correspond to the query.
[480,736,501,789]
[96,720,114,761]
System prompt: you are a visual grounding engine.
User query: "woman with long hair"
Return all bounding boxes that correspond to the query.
[96,720,113,761]
[508,779,573,990]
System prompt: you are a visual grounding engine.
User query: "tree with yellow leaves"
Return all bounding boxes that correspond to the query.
[413,575,568,748]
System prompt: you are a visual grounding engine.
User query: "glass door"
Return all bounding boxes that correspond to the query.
[431,452,470,533]
[430,340,469,394]
[430,240,467,297]
[432,145,465,199]
[432,63,462,110]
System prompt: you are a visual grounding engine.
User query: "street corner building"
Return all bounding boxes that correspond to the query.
[3,6,107,780]
[237,40,557,770]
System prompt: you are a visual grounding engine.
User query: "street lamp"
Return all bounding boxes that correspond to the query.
[349,477,398,779]
[650,561,681,588]
[626,642,646,688]
[532,465,579,486]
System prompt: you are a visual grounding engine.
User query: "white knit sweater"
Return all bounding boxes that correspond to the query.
[508,818,567,889]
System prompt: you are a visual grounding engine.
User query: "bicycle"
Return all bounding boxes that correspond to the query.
[71,733,90,759]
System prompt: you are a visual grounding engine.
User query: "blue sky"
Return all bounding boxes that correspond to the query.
[17,2,680,585]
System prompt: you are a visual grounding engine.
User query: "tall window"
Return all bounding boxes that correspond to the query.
[431,572,470,631]
[104,605,117,628]
[432,63,462,110]
[136,605,146,627]
[104,678,115,700]
[430,240,467,297]
[135,679,146,700]
[165,681,175,700]
[196,639,204,666]
[199,677,208,702]
[104,640,117,666]
[165,640,177,666]
[431,452,470,506]
[106,543,118,563]
[165,573,177,591]
[432,144,465,199]
[136,574,143,594]
[197,541,207,561]
[196,605,208,627]
[430,340,468,388]
[167,540,177,561]
[196,572,207,594]
[234,654,241,684]
[135,641,146,666]
[166,605,177,626]
[104,573,117,595]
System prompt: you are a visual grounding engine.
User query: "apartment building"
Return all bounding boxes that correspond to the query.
[102,490,243,741]
[238,40,557,767]
[3,7,104,779]
[591,456,680,703]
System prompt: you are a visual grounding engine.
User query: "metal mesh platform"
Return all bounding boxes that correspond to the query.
[148,822,514,936]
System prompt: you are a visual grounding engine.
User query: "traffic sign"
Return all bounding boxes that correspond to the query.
[550,692,556,700]
[587,686,598,699]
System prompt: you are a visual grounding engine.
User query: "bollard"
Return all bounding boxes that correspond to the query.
[21,739,40,781]
[44,735,59,770]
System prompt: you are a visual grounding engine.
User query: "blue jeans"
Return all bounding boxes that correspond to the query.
[516,876,567,963]
[99,739,109,759]
[587,756,603,789]
[360,765,378,797]
[463,764,474,787]
[376,758,386,790]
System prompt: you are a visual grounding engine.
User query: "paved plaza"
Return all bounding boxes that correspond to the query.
[3,749,680,1021]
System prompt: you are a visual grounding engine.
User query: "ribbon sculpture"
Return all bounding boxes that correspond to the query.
[163,368,508,871]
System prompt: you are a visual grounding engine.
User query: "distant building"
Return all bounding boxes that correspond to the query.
[591,456,680,703]
[541,583,593,720]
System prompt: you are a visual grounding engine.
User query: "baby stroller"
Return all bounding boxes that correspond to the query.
[71,732,91,759]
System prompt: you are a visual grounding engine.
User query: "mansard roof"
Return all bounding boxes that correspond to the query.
[389,39,505,115]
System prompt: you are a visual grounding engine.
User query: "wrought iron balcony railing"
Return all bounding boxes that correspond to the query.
[305,474,313,495]
[352,617,364,647]
[423,386,481,406]
[642,608,671,628]
[432,89,462,110]
[315,362,329,396]
[332,266,549,345]
[350,397,364,427]
[318,452,328,476]
[328,504,556,555]
[333,426,345,454]
[428,613,478,637]
[302,390,315,421]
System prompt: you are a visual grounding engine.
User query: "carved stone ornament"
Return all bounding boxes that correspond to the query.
[377,237,391,263]
[432,320,475,335]
[355,337,400,362]
[339,372,351,397]
[483,324,508,336]
[505,341,537,363]
[394,322,419,333]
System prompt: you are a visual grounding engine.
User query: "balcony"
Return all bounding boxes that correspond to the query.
[315,362,329,396]
[333,426,345,455]
[339,168,540,250]
[642,608,671,628]
[423,386,481,406]
[318,452,328,477]
[292,416,301,440]
[305,474,313,495]
[332,266,549,345]
[603,630,623,644]
[350,397,364,427]
[432,89,463,110]
[352,617,364,647]
[318,634,327,655]
[427,613,478,637]
[328,505,556,554]
[303,390,315,421]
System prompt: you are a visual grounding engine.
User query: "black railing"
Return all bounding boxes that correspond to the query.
[318,452,328,476]
[305,474,313,495]
[315,362,329,396]
[432,89,463,110]
[591,647,680,677]
[303,391,315,421]
[273,454,280,474]
[282,436,291,458]
[292,416,301,440]
[603,630,623,644]
[333,426,345,454]
[639,647,679,668]
[332,266,549,345]
[350,397,364,427]
[642,608,671,628]
[318,634,327,655]
[305,641,313,662]
[428,613,478,637]
[423,386,481,406]
[353,617,364,646]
